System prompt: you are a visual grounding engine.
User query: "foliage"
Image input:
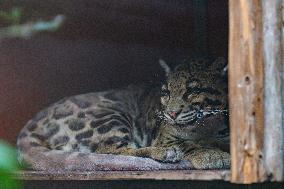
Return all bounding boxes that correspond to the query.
[0,7,22,25]
[0,141,21,189]
[0,7,65,40]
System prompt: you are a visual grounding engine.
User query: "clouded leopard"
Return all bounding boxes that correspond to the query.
[17,58,230,170]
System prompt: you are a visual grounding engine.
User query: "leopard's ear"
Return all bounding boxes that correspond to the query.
[210,57,227,76]
[211,57,226,71]
[221,65,228,77]
[159,59,171,76]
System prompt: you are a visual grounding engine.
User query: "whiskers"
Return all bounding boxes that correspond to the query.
[156,110,165,119]
[197,109,228,119]
[176,110,197,124]
[157,109,228,125]
[156,110,175,124]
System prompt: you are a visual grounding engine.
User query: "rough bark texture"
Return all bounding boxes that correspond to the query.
[282,0,284,181]
[229,0,266,184]
[263,0,284,182]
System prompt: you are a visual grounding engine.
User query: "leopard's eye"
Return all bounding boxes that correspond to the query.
[183,91,191,100]
[161,90,170,97]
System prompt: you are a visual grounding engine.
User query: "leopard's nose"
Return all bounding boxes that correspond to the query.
[168,111,179,120]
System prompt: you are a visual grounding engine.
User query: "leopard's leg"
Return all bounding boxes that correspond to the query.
[95,144,183,163]
[184,148,230,169]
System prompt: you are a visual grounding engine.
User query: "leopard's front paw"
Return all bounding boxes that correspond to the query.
[152,147,183,163]
[185,148,230,169]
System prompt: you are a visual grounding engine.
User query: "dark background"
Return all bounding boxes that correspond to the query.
[0,0,228,145]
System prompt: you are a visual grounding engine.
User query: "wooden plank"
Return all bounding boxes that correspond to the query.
[229,0,266,183]
[13,170,230,181]
[263,0,284,182]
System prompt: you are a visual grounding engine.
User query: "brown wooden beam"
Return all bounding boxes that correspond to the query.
[229,0,266,183]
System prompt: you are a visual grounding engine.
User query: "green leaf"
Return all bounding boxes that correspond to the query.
[0,171,20,189]
[0,7,22,24]
[0,141,19,171]
[10,7,22,24]
[0,141,21,189]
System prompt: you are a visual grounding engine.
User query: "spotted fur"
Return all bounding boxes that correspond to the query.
[17,58,230,169]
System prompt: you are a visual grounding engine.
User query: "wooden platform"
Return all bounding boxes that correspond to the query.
[14,170,230,181]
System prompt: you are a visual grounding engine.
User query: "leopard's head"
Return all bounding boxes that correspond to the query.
[159,58,228,125]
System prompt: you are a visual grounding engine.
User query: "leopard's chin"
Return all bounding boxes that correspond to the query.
[163,118,176,125]
[163,117,198,126]
[175,119,198,126]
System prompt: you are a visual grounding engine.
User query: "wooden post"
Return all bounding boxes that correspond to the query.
[263,0,284,182]
[229,0,284,183]
[229,0,266,183]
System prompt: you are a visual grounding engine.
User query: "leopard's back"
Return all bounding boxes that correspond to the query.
[17,85,160,157]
